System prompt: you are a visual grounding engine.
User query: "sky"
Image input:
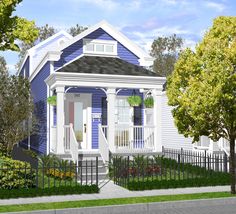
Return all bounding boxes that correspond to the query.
[1,0,236,74]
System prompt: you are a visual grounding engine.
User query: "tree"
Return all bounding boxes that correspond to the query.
[17,24,57,69]
[0,73,34,155]
[0,0,37,155]
[167,16,236,194]
[68,24,88,37]
[150,34,183,77]
[0,0,38,51]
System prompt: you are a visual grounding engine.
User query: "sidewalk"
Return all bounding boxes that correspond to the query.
[0,182,230,206]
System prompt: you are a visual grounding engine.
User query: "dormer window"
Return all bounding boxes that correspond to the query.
[83,39,117,55]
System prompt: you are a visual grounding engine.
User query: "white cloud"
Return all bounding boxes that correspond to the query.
[205,1,225,12]
[74,0,119,11]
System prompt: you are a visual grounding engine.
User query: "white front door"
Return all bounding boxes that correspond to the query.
[65,93,92,149]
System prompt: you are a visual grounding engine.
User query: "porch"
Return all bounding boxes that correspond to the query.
[45,59,166,162]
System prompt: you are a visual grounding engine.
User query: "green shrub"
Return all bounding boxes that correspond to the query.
[0,156,35,189]
[0,185,99,199]
[127,172,230,190]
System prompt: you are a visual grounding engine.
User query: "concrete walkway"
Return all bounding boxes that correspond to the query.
[0,182,231,206]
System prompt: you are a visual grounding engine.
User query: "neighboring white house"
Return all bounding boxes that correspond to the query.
[18,20,229,163]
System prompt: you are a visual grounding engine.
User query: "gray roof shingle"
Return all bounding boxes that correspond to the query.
[57,56,160,77]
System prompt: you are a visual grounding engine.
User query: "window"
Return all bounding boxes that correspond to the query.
[115,97,131,124]
[83,39,117,55]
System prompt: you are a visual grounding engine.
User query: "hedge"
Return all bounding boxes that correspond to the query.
[127,173,230,190]
[0,185,99,199]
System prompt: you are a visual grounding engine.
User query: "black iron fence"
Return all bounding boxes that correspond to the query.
[0,157,99,190]
[112,148,231,190]
[163,147,229,173]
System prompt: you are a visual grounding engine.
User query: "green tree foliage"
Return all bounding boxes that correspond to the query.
[0,0,38,51]
[0,68,34,156]
[68,24,88,37]
[150,34,183,77]
[167,16,236,194]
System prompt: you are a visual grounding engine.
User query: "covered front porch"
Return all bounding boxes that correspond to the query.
[45,61,166,163]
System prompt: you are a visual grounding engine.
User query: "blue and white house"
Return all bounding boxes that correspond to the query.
[18,21,229,163]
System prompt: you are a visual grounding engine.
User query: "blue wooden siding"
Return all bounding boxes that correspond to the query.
[54,28,140,70]
[30,62,50,154]
[19,56,30,78]
[64,87,143,149]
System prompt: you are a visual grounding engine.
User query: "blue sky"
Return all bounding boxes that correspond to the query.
[1,0,236,74]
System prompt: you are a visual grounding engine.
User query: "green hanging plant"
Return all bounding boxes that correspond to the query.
[47,95,57,106]
[144,97,154,108]
[127,95,142,107]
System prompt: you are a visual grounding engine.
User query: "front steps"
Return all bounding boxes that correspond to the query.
[56,151,109,187]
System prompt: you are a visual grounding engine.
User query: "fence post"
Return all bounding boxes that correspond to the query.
[178,154,180,180]
[223,152,228,173]
[181,148,183,163]
[127,156,130,185]
[96,156,98,186]
[204,150,207,169]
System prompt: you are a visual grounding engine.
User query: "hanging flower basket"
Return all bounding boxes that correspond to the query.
[127,95,142,107]
[144,97,154,108]
[47,95,57,106]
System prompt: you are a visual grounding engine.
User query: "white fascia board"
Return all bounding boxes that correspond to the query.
[45,72,166,91]
[16,51,29,76]
[139,57,154,67]
[58,20,151,62]
[29,51,62,82]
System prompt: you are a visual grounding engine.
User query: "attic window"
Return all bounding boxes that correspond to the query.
[83,39,117,55]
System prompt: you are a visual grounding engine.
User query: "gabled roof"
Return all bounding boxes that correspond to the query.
[58,20,153,64]
[17,31,73,75]
[56,56,160,77]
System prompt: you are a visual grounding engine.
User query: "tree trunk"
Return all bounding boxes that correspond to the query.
[229,136,235,194]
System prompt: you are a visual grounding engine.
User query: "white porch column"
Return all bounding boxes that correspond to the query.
[153,89,163,152]
[107,88,116,153]
[56,86,65,154]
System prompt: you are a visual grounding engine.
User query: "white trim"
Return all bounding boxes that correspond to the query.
[17,53,29,76]
[29,51,62,82]
[45,72,166,90]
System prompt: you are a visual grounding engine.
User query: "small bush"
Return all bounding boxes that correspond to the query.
[46,168,75,180]
[0,156,35,189]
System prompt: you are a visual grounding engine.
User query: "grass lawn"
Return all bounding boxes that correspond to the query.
[0,192,235,213]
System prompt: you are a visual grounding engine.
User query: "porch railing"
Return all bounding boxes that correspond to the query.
[98,124,109,164]
[64,124,78,163]
[114,125,155,152]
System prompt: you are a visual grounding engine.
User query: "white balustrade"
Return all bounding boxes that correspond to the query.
[98,124,109,163]
[114,125,155,152]
[64,124,78,163]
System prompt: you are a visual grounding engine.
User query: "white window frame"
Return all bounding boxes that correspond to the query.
[83,39,117,56]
